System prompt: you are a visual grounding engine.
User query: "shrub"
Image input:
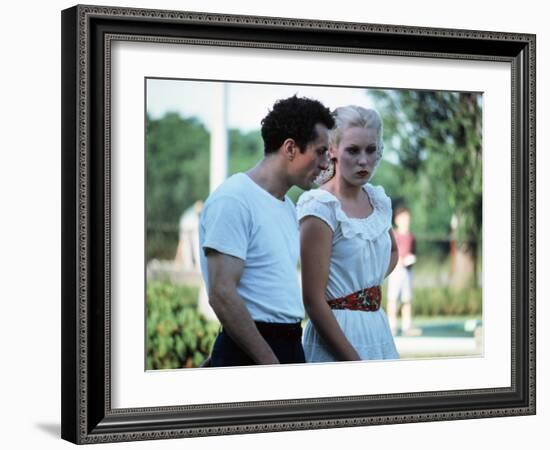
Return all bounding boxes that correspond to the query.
[382,286,482,317]
[146,281,219,369]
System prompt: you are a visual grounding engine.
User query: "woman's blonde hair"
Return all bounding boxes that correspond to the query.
[330,106,384,159]
[315,106,384,185]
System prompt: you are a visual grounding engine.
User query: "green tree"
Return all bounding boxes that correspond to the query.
[146,113,267,260]
[370,90,482,288]
[228,129,263,175]
[146,113,210,259]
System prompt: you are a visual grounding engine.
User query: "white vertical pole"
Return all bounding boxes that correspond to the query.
[209,83,228,193]
[199,83,228,323]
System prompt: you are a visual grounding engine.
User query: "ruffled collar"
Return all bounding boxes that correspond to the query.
[300,184,391,241]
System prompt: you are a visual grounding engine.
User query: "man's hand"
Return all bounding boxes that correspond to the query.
[206,249,280,364]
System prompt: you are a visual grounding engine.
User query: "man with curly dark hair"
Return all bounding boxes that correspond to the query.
[199,95,334,366]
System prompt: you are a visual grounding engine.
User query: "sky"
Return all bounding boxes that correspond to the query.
[146,78,377,132]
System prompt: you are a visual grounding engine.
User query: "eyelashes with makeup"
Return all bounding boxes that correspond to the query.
[344,146,378,155]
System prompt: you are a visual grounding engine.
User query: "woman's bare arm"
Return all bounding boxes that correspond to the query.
[300,217,360,361]
[385,228,398,277]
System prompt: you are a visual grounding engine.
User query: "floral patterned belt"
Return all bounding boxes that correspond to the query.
[327,286,382,312]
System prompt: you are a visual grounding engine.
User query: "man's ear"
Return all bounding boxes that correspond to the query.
[281,138,297,161]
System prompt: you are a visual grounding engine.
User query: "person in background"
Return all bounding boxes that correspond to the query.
[297,105,399,362]
[387,206,419,336]
[199,95,334,367]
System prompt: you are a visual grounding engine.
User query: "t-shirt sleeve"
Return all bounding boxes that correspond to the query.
[296,193,337,232]
[200,195,251,261]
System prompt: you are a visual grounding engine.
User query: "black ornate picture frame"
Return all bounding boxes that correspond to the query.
[61,4,536,444]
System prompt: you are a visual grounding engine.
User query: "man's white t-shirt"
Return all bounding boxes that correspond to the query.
[199,173,304,323]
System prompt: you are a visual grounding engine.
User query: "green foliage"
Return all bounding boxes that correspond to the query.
[374,160,454,240]
[146,113,210,260]
[146,112,265,260]
[287,185,305,204]
[146,281,219,369]
[146,228,179,261]
[381,286,482,317]
[228,129,263,175]
[147,112,210,225]
[369,90,482,249]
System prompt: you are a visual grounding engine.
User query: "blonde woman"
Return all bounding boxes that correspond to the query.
[297,106,399,362]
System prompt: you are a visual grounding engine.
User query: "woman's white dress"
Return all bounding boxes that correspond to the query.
[296,183,399,362]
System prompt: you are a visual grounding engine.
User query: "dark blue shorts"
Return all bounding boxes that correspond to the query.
[210,322,305,367]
